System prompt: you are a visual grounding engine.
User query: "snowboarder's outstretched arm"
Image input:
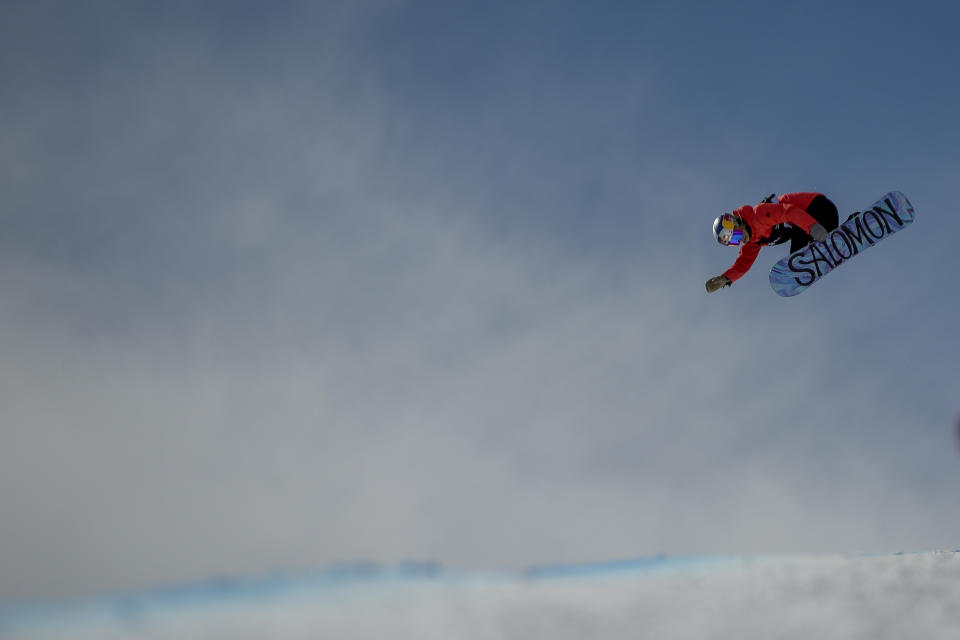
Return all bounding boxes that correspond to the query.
[721,242,761,284]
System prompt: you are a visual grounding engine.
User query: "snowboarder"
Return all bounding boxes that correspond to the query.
[705,192,839,292]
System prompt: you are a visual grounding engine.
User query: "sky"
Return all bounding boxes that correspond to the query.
[1,0,959,602]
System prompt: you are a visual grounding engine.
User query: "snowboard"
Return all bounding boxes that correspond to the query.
[769,191,915,297]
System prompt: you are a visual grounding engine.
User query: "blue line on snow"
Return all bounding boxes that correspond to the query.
[2,552,957,635]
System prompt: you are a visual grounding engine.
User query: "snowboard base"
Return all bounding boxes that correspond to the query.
[769,191,915,297]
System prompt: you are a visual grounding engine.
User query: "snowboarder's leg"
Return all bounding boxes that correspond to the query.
[807,196,839,231]
[789,196,839,252]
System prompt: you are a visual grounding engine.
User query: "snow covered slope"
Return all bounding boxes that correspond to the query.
[3,552,959,639]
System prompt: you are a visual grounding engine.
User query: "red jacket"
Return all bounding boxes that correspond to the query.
[722,193,821,282]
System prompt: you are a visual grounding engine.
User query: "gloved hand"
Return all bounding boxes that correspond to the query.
[705,275,732,293]
[810,223,828,242]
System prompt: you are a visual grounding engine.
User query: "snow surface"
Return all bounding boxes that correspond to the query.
[3,552,960,639]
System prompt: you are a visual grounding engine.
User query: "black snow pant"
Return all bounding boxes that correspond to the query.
[789,195,839,253]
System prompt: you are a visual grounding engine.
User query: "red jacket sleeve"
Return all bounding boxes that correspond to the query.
[771,203,818,232]
[723,242,761,282]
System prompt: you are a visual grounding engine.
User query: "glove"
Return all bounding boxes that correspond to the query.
[809,223,828,243]
[705,275,732,293]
